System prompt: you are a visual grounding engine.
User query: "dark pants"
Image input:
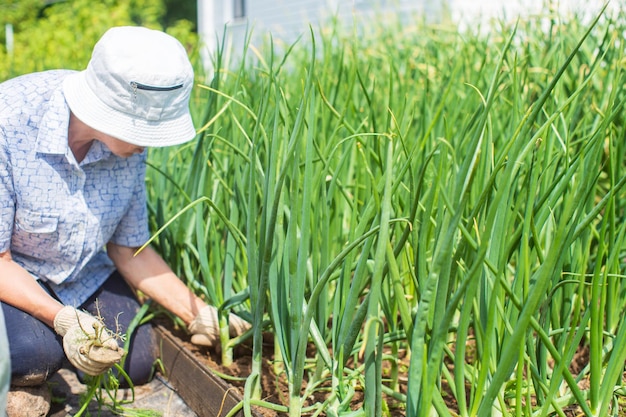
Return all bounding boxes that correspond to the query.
[2,271,157,387]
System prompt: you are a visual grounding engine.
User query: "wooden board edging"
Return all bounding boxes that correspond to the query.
[155,324,262,417]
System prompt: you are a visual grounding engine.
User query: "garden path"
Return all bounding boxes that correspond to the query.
[48,367,197,417]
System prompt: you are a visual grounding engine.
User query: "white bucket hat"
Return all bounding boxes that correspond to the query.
[63,26,196,147]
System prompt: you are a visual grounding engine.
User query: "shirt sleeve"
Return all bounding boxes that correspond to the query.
[109,156,151,248]
[0,128,15,253]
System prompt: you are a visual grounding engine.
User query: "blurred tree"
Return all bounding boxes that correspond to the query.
[0,0,197,80]
[163,0,196,29]
[0,0,44,29]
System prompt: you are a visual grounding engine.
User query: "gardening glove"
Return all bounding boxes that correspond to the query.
[188,305,251,348]
[53,306,125,376]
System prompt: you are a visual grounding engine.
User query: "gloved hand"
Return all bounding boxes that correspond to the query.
[53,306,125,376]
[188,305,250,348]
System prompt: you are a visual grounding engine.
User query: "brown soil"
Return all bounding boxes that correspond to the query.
[156,317,407,416]
[157,318,616,417]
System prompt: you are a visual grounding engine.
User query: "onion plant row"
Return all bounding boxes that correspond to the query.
[146,7,626,417]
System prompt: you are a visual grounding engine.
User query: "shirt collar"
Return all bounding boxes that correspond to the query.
[34,87,71,155]
[81,140,109,165]
[34,85,113,164]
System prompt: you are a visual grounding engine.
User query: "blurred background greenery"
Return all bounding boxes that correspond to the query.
[0,0,198,80]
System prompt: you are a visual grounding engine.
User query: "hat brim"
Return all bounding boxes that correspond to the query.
[62,71,197,148]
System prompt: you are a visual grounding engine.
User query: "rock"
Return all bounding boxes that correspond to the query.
[6,385,51,417]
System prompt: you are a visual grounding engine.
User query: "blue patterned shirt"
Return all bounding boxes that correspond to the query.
[0,70,151,306]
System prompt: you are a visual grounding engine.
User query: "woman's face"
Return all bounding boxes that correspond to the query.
[68,112,145,160]
[96,134,145,158]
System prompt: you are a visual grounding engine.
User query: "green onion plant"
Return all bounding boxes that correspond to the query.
[146,4,626,416]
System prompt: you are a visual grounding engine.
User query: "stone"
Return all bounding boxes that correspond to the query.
[6,385,51,417]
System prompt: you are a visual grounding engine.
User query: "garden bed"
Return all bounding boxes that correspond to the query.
[155,318,610,417]
[155,320,298,417]
[155,319,411,417]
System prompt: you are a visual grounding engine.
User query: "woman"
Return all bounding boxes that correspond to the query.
[0,26,248,416]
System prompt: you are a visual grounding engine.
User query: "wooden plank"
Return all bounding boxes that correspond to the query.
[155,325,261,417]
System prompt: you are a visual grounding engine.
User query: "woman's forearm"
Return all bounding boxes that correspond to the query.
[0,251,63,327]
[106,243,205,324]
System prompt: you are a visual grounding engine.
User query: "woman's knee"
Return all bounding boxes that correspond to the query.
[122,323,158,385]
[1,303,64,386]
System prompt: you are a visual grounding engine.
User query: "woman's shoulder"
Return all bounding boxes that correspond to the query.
[1,69,74,90]
[0,70,75,110]
[0,70,75,148]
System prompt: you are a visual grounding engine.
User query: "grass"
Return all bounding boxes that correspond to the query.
[145,4,626,417]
